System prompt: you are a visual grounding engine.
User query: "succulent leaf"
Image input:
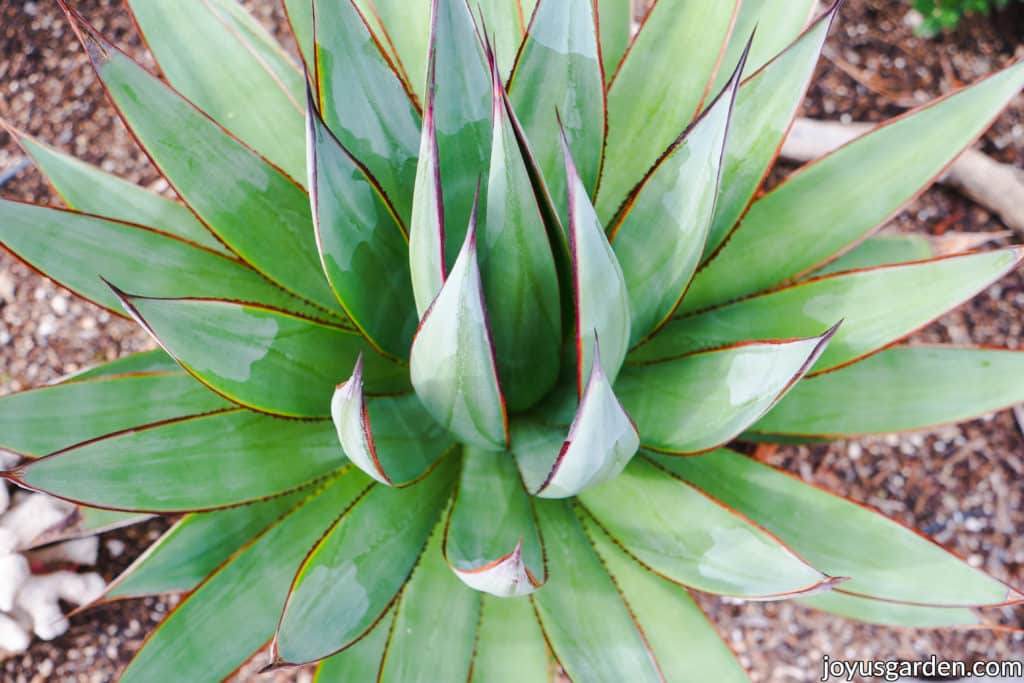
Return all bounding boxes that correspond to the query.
[611,49,743,344]
[283,0,314,68]
[704,5,836,259]
[580,457,835,599]
[811,234,935,276]
[410,210,510,451]
[312,0,422,223]
[686,59,1024,311]
[0,371,229,458]
[11,410,343,512]
[508,0,605,218]
[514,339,640,498]
[597,0,631,83]
[620,330,836,454]
[331,356,453,486]
[272,457,456,666]
[8,129,225,254]
[119,471,368,683]
[445,447,546,596]
[115,294,409,417]
[531,499,665,683]
[377,520,481,682]
[753,345,1024,438]
[68,349,181,380]
[600,0,739,219]
[127,0,307,181]
[475,0,529,77]
[656,450,1020,607]
[799,591,983,629]
[307,92,417,358]
[314,605,396,681]
[468,594,553,683]
[641,249,1024,373]
[582,513,751,683]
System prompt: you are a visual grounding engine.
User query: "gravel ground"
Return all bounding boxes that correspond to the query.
[1,0,1023,681]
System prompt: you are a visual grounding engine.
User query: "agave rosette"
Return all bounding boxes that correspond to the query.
[2,0,1024,680]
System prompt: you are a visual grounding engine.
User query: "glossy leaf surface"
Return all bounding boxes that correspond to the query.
[799,591,981,628]
[480,55,563,410]
[657,450,1016,606]
[120,295,408,417]
[611,62,738,343]
[313,606,395,682]
[127,0,306,180]
[531,500,663,683]
[313,0,421,222]
[410,221,508,450]
[120,473,366,683]
[475,0,527,77]
[583,514,749,682]
[308,101,416,358]
[566,137,631,391]
[600,0,738,218]
[580,457,831,598]
[446,447,545,596]
[283,0,314,68]
[69,349,180,380]
[331,357,452,486]
[642,250,1023,373]
[16,411,342,512]
[754,346,1024,437]
[358,0,431,100]
[70,20,339,313]
[0,372,229,458]
[378,521,480,683]
[13,132,224,253]
[686,60,1024,310]
[0,200,319,319]
[704,7,834,257]
[597,0,630,81]
[515,342,639,498]
[107,491,307,598]
[619,333,834,454]
[509,0,604,211]
[812,234,934,276]
[273,458,455,666]
[470,594,552,683]
[409,67,447,315]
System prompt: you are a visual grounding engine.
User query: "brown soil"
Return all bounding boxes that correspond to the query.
[1,1,1022,681]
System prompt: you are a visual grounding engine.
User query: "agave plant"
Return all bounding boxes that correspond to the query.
[2,0,1024,679]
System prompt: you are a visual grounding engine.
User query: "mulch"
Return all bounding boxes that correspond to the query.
[0,1,1022,681]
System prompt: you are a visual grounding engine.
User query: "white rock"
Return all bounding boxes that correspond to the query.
[0,612,30,654]
[0,553,29,612]
[0,493,74,548]
[17,571,105,641]
[27,536,99,567]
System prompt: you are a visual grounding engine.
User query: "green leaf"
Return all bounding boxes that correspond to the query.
[611,56,741,344]
[356,0,431,101]
[811,234,935,277]
[656,449,1020,606]
[65,13,339,314]
[272,457,456,666]
[283,0,314,68]
[314,606,395,682]
[14,410,343,512]
[445,446,545,596]
[313,0,421,223]
[410,215,509,451]
[531,499,663,683]
[597,0,631,82]
[579,457,833,598]
[117,294,408,417]
[409,67,447,315]
[619,332,835,454]
[10,130,224,254]
[508,0,604,217]
[27,506,152,549]
[640,250,1023,373]
[799,591,982,628]
[565,133,631,392]
[429,0,493,263]
[106,491,307,598]
[120,471,367,683]
[307,95,417,358]
[127,0,306,180]
[67,349,180,380]
[686,60,1024,311]
[0,371,229,458]
[331,356,453,486]
[0,200,325,320]
[753,345,1024,437]
[514,339,639,498]
[582,514,750,683]
[703,6,835,259]
[476,0,528,77]
[470,594,552,683]
[378,520,480,683]
[599,0,738,219]
[480,53,562,410]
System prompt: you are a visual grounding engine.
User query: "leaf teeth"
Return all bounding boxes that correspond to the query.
[331,354,392,486]
[452,540,542,598]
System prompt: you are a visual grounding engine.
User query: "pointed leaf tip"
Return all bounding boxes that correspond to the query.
[331,354,391,485]
[451,540,542,597]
